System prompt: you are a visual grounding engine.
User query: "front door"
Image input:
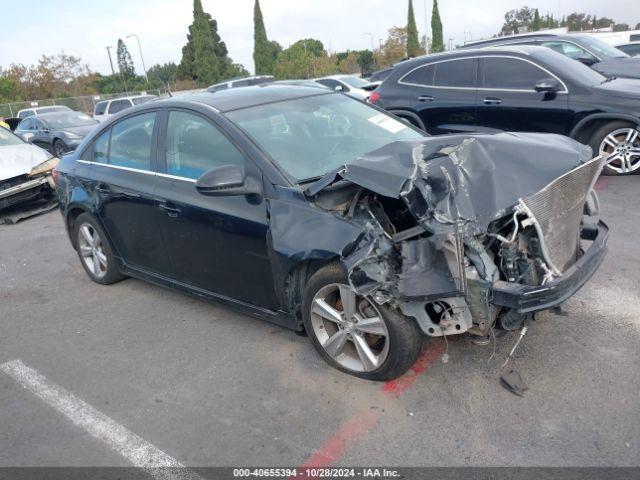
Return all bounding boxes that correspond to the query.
[477,56,572,135]
[87,111,171,275]
[154,109,279,309]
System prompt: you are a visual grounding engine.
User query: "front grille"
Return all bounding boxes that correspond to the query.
[521,157,605,272]
[0,175,30,191]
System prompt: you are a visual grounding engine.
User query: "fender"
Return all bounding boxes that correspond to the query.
[570,113,640,139]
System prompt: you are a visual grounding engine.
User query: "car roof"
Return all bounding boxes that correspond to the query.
[173,84,333,112]
[37,110,85,120]
[396,45,548,69]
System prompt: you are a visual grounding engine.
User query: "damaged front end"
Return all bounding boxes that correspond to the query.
[306,132,608,338]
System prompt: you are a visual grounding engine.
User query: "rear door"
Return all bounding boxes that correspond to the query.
[83,111,171,275]
[31,118,52,151]
[477,56,572,135]
[398,57,478,134]
[154,109,279,309]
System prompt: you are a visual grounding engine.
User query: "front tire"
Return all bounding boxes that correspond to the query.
[53,139,67,157]
[302,264,423,381]
[73,213,125,285]
[590,121,640,176]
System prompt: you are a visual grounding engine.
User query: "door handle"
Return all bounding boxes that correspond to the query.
[418,95,434,102]
[158,202,181,218]
[483,97,502,105]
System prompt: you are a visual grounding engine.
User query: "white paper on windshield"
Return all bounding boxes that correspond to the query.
[368,113,407,134]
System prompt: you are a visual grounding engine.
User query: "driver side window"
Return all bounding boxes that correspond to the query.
[165,111,245,180]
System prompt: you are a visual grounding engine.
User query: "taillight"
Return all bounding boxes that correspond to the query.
[51,167,59,184]
[369,92,381,104]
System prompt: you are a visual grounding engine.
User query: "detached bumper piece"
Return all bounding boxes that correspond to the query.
[490,221,609,314]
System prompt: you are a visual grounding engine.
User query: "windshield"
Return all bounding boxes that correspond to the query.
[227,93,424,182]
[340,76,372,88]
[0,128,25,146]
[579,36,629,59]
[36,106,69,114]
[534,50,607,85]
[43,112,98,129]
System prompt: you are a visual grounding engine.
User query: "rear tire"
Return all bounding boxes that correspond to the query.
[302,264,423,381]
[589,121,640,176]
[53,139,67,157]
[73,213,126,285]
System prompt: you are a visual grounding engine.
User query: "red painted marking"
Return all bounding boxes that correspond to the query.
[381,342,446,396]
[297,410,381,473]
[292,342,444,477]
[594,176,612,192]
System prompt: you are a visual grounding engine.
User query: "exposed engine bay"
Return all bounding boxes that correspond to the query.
[306,132,607,338]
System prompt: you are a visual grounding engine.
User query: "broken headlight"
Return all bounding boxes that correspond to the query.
[29,157,59,177]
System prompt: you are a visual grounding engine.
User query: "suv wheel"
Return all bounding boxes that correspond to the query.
[590,121,640,176]
[302,264,423,381]
[74,213,126,285]
[53,139,67,157]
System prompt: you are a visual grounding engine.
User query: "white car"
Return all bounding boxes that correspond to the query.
[207,75,275,92]
[313,75,378,100]
[93,95,157,122]
[16,105,72,120]
[0,127,58,211]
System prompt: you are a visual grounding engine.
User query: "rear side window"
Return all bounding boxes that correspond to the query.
[94,101,108,116]
[108,99,131,114]
[18,110,33,119]
[481,57,549,90]
[401,64,435,85]
[92,130,110,163]
[18,118,34,130]
[109,113,156,170]
[165,111,245,180]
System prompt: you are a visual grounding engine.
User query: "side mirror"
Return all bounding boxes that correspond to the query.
[334,85,344,92]
[575,55,596,66]
[195,164,261,197]
[534,78,562,93]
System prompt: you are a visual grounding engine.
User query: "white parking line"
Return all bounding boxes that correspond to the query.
[0,359,202,480]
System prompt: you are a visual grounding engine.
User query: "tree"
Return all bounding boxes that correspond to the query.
[431,0,444,52]
[337,52,360,74]
[273,39,338,79]
[636,23,640,30]
[376,27,408,69]
[500,7,534,35]
[147,62,179,89]
[253,0,279,75]
[595,17,615,29]
[613,23,630,32]
[531,9,541,31]
[117,39,135,79]
[357,50,375,74]
[566,13,591,31]
[179,0,246,85]
[406,0,421,57]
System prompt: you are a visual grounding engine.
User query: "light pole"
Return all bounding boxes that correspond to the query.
[105,46,115,75]
[126,34,148,83]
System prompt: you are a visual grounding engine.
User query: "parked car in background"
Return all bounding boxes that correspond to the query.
[313,75,378,99]
[55,85,607,380]
[371,46,640,175]
[93,95,157,122]
[207,75,275,92]
[368,67,395,84]
[0,127,58,211]
[16,105,72,120]
[461,33,640,80]
[616,42,640,57]
[15,111,99,157]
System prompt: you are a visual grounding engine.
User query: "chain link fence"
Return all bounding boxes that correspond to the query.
[0,89,162,118]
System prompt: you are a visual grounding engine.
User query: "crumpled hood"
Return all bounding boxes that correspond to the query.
[0,143,51,181]
[307,132,593,236]
[592,58,640,79]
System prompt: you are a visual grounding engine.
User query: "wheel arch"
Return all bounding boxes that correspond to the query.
[387,109,427,131]
[65,204,99,250]
[570,113,640,145]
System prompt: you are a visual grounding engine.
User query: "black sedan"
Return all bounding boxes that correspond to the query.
[54,85,607,380]
[15,111,99,157]
[371,45,640,175]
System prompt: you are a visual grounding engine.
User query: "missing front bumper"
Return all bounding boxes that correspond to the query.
[490,221,609,314]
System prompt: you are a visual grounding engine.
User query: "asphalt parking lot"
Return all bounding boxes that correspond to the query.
[1,175,638,470]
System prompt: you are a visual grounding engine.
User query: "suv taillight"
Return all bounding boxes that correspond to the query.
[369,92,381,104]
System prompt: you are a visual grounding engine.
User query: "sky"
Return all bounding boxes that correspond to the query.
[1,0,638,76]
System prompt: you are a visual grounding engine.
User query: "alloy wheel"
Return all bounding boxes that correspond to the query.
[599,127,640,174]
[78,223,108,279]
[310,283,389,373]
